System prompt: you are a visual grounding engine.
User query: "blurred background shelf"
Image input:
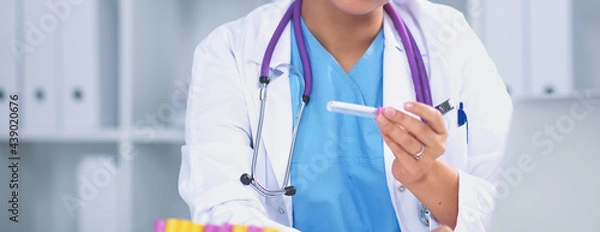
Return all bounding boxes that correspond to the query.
[2,128,121,143]
[0,128,184,144]
[1,0,261,231]
[131,128,185,144]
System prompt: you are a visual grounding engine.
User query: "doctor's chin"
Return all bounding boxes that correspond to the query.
[1,0,599,232]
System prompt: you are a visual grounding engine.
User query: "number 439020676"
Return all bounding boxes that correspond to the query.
[9,95,19,155]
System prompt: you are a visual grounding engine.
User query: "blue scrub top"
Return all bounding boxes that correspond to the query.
[289,19,400,231]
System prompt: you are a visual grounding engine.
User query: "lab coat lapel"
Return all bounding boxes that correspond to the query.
[403,0,460,128]
[382,13,415,111]
[241,3,294,224]
[382,2,459,231]
[381,11,420,229]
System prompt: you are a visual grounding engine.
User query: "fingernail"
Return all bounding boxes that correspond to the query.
[404,102,414,109]
[384,108,395,116]
[377,114,388,125]
[377,107,385,116]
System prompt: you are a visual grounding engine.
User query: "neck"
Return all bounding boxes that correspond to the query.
[301,0,384,72]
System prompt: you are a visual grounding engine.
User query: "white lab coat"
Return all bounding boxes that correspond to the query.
[178,0,513,231]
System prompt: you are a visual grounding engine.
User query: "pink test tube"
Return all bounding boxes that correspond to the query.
[247,226,263,232]
[219,223,234,232]
[154,219,166,232]
[377,107,385,116]
[204,224,220,232]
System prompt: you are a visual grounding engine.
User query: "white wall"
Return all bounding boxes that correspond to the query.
[492,94,600,231]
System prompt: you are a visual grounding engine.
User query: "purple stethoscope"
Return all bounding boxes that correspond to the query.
[240,0,432,198]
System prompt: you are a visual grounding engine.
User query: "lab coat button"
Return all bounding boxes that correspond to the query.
[278,207,285,214]
[398,185,406,192]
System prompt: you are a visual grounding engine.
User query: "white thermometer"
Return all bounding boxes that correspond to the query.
[326,101,384,118]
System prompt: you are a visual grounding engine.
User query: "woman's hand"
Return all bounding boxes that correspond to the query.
[376,101,458,228]
[376,101,449,186]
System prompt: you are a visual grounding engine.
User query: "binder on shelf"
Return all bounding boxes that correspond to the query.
[574,1,600,90]
[22,0,60,130]
[77,154,119,232]
[61,0,117,129]
[528,0,573,95]
[483,0,525,98]
[0,0,18,129]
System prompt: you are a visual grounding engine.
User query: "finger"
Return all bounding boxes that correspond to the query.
[381,107,438,147]
[377,114,424,157]
[403,101,447,134]
[381,133,418,166]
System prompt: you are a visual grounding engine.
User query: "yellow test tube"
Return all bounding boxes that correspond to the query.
[232,224,248,232]
[190,222,204,232]
[262,228,280,232]
[165,218,182,232]
[180,220,194,232]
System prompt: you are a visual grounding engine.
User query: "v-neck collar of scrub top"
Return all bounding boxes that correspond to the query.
[246,5,429,69]
[288,17,399,232]
[297,17,385,77]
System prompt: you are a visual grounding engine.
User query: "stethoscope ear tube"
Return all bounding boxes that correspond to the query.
[259,75,270,85]
[240,173,253,185]
[284,186,297,196]
[240,173,297,197]
[382,3,432,107]
[239,80,299,197]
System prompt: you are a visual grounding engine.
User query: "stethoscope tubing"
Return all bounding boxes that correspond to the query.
[242,0,433,198]
[383,3,432,106]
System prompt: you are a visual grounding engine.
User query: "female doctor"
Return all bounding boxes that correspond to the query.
[179,0,512,231]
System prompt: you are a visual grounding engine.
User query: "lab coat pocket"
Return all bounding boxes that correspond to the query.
[442,105,469,170]
[442,127,468,171]
[440,97,459,132]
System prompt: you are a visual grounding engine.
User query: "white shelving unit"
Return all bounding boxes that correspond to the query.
[479,0,600,98]
[0,1,270,232]
[434,0,599,99]
[0,129,184,144]
[120,2,269,230]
